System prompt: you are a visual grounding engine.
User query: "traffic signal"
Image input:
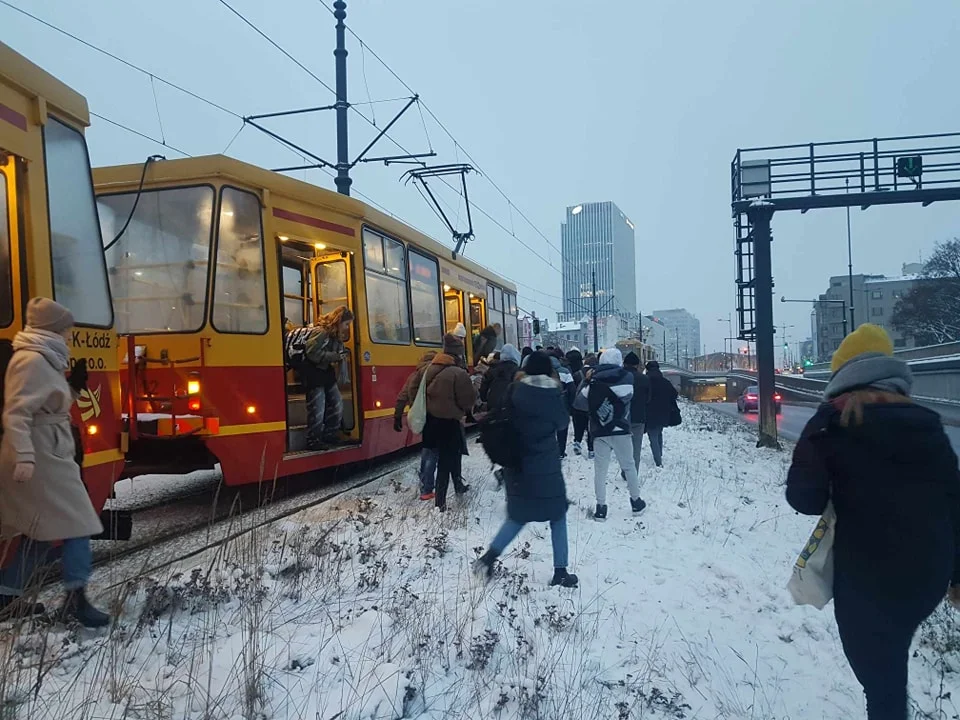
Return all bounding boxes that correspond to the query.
[803,359,813,367]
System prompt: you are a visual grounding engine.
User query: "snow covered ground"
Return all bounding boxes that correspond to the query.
[1,403,957,719]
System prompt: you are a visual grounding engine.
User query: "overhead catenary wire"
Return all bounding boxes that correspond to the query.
[1,0,570,312]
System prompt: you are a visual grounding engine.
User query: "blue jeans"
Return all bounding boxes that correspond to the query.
[306,383,344,448]
[0,537,92,595]
[489,514,569,569]
[419,447,438,494]
[646,426,664,466]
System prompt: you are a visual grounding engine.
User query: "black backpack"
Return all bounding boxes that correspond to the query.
[588,381,627,432]
[479,383,523,469]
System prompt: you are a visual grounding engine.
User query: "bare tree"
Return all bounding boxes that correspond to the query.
[892,239,960,344]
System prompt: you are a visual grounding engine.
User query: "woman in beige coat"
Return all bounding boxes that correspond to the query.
[0,298,109,627]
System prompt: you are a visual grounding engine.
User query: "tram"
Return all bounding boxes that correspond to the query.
[92,155,519,486]
[0,43,125,537]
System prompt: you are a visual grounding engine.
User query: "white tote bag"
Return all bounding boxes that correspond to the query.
[787,502,836,610]
[407,373,429,435]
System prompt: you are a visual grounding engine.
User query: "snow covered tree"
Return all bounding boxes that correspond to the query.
[892,239,960,344]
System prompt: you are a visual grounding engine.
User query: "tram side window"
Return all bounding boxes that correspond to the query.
[487,284,506,349]
[212,187,268,334]
[408,250,442,346]
[362,228,410,344]
[504,291,519,347]
[99,186,214,334]
[44,118,112,327]
[0,171,11,327]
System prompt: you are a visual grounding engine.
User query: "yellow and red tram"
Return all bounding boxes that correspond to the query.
[0,42,125,535]
[93,155,519,486]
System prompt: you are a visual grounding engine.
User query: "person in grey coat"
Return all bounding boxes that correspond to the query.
[474,352,578,587]
[0,298,109,626]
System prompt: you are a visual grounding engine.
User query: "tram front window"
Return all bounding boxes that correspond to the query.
[44,118,112,327]
[98,186,215,333]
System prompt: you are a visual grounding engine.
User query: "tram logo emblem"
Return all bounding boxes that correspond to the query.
[77,386,103,421]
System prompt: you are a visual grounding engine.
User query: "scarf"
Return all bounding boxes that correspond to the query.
[13,327,70,372]
[823,353,912,400]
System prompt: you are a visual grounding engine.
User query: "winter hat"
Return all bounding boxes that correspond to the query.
[521,346,533,359]
[26,297,74,334]
[831,323,894,373]
[443,332,464,356]
[645,360,660,372]
[623,351,641,367]
[524,350,553,377]
[599,347,623,366]
[500,343,522,365]
[452,322,467,338]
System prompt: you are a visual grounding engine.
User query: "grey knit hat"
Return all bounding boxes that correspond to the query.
[26,297,74,333]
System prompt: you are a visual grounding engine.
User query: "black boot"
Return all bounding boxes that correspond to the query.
[0,594,45,620]
[62,589,110,628]
[550,568,579,588]
[454,477,470,494]
[594,504,608,521]
[630,497,647,515]
[472,550,498,582]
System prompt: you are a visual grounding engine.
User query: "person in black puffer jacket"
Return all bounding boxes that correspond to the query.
[643,361,678,467]
[623,351,651,472]
[786,324,960,720]
[473,351,578,588]
[480,343,521,414]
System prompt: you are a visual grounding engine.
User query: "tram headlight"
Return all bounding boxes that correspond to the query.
[86,424,99,437]
[187,372,201,396]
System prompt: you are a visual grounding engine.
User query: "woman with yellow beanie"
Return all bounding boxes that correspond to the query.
[786,324,960,719]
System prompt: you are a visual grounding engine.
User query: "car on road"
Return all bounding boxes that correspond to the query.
[737,386,782,414]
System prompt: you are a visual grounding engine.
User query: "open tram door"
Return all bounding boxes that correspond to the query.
[309,250,359,441]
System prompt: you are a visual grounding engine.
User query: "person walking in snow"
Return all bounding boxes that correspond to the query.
[567,349,589,457]
[474,351,578,588]
[480,343,521,488]
[582,348,646,521]
[643,361,678,468]
[786,324,960,720]
[423,333,476,511]
[394,350,439,500]
[0,298,110,627]
[623,351,651,472]
[549,348,575,457]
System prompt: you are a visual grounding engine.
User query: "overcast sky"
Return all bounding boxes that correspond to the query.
[5,0,960,353]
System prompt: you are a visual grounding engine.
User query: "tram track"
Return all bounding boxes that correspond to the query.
[87,448,422,593]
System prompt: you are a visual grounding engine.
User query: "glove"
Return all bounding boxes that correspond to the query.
[12,462,34,483]
[68,358,88,393]
[949,585,960,610]
[393,416,403,432]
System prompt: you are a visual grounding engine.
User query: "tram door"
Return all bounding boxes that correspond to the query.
[469,295,486,365]
[310,253,358,438]
[443,288,468,364]
[0,155,20,382]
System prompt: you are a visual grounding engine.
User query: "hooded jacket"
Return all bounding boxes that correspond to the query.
[580,349,634,437]
[480,343,520,412]
[787,397,960,613]
[0,329,103,541]
[394,351,438,420]
[423,353,477,420]
[503,374,570,524]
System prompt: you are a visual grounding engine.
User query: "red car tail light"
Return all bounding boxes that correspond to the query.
[746,394,757,400]
[774,394,782,401]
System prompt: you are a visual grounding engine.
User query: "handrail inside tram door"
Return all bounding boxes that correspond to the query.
[310,252,358,438]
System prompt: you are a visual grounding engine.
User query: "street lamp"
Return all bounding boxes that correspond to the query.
[718,315,733,370]
[780,296,848,339]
